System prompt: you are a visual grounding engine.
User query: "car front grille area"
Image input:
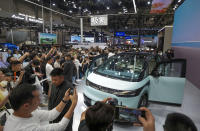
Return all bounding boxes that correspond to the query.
[86,79,121,94]
[83,94,92,107]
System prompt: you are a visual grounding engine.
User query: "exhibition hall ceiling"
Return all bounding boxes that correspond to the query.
[38,0,182,15]
[0,0,185,35]
[27,0,184,34]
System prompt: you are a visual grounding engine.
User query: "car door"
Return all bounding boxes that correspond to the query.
[86,55,107,77]
[149,59,186,105]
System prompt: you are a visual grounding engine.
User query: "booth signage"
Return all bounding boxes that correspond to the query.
[11,13,43,24]
[115,32,125,36]
[91,15,108,26]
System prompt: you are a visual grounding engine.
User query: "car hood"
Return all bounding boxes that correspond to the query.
[87,72,149,91]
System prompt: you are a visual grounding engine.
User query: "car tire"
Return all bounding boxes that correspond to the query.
[138,94,149,108]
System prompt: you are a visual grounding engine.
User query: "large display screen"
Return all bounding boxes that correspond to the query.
[39,33,57,44]
[140,36,158,47]
[71,36,81,43]
[150,0,173,13]
[91,15,108,26]
[84,37,95,43]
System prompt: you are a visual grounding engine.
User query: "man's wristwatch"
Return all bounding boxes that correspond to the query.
[62,99,68,104]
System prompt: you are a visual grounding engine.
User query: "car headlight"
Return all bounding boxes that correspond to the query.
[113,88,143,97]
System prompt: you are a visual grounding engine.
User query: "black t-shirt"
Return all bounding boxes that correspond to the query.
[48,81,73,123]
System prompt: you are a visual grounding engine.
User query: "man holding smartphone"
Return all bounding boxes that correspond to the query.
[48,68,74,131]
[4,83,78,131]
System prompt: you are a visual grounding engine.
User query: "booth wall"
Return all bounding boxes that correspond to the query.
[163,27,173,52]
[172,0,200,89]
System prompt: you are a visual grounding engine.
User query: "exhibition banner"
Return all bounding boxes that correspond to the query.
[39,33,57,44]
[150,0,173,13]
[71,36,81,43]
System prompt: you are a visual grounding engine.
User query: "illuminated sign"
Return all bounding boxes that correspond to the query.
[115,32,125,36]
[11,13,43,24]
[91,15,108,26]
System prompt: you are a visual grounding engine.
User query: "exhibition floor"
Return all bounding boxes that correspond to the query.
[72,79,200,131]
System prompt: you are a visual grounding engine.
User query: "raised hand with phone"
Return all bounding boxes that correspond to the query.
[133,107,155,131]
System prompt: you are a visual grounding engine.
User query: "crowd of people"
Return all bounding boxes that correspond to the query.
[0,45,197,131]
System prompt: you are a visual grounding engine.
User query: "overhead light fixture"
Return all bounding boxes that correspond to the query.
[83,8,88,12]
[107,6,110,10]
[124,10,128,13]
[147,1,151,5]
[52,3,56,6]
[73,4,77,8]
[132,0,137,13]
[25,0,73,18]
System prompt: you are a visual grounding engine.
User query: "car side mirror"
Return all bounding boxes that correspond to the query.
[151,70,160,77]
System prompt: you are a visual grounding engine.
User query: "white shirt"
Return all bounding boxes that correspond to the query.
[4,108,70,131]
[46,63,53,81]
[54,61,60,68]
[74,59,81,68]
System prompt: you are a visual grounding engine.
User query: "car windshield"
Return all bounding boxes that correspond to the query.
[95,54,146,81]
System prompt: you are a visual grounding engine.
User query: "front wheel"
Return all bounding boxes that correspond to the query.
[138,94,149,108]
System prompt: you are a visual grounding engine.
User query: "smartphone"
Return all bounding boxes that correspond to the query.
[69,87,75,95]
[115,106,146,123]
